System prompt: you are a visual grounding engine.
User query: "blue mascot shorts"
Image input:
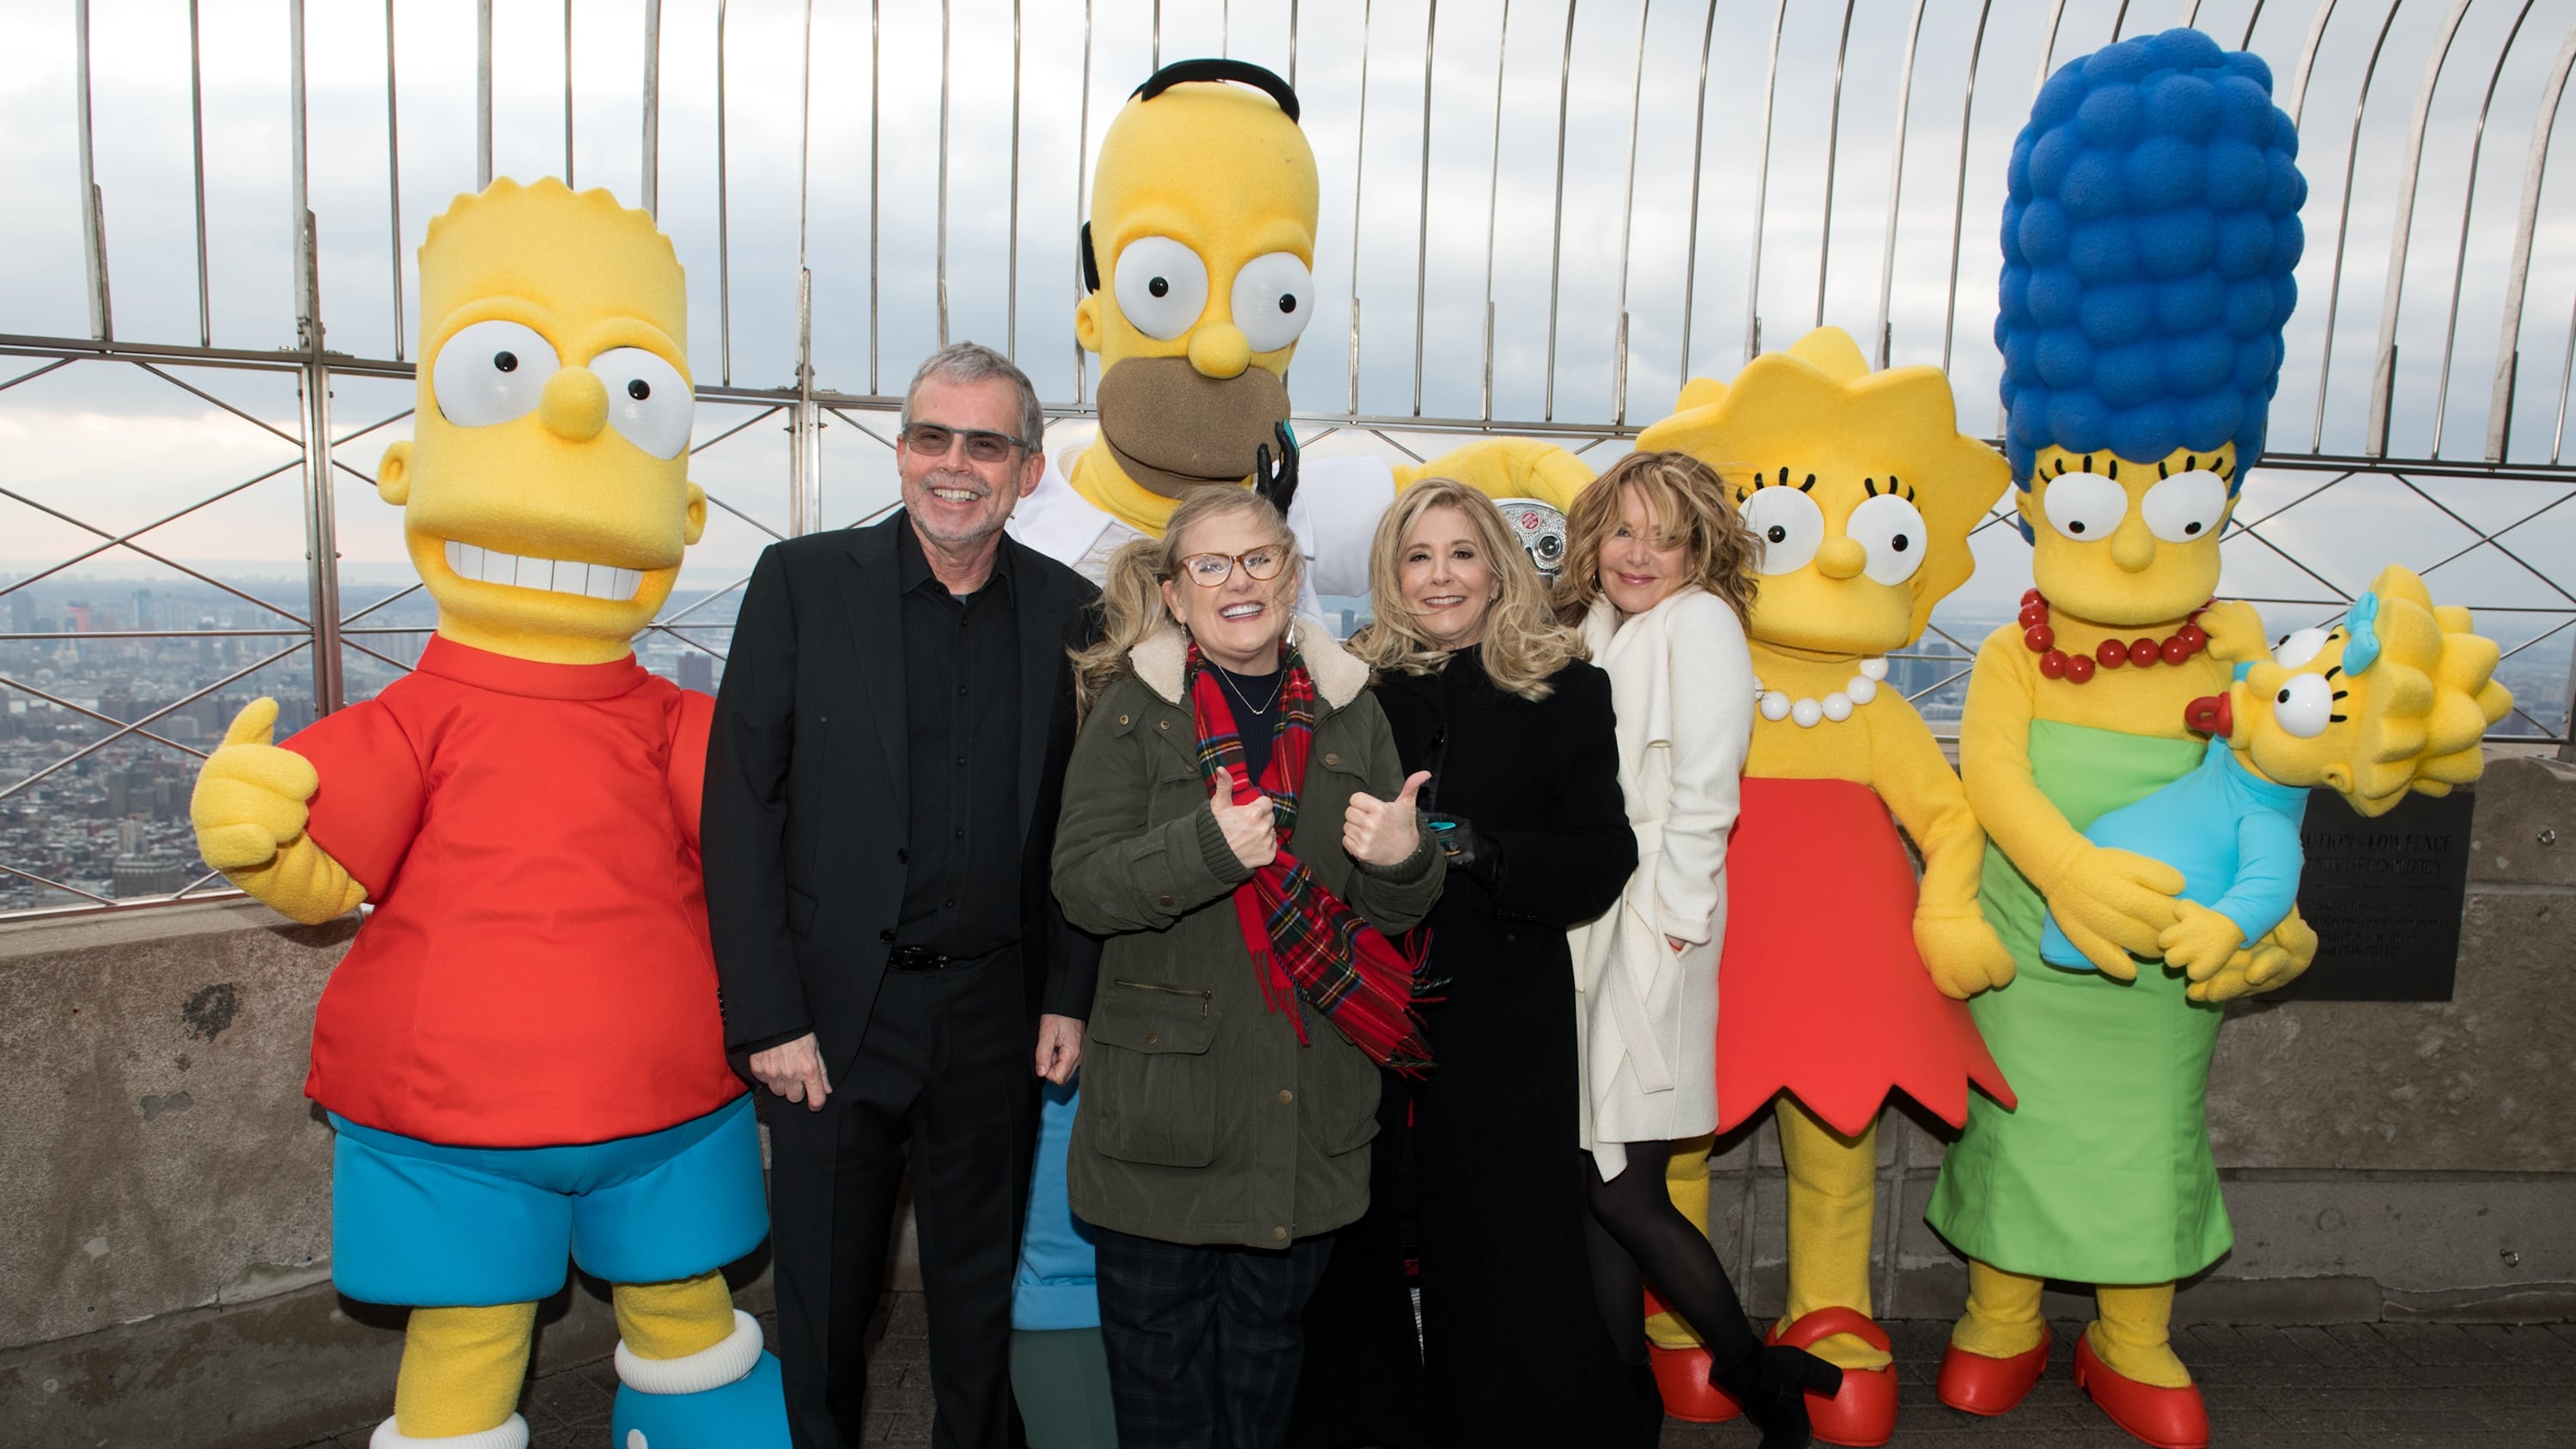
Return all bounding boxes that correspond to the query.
[329,1093,767,1306]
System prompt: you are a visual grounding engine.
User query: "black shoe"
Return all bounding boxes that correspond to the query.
[1709,1345,1843,1449]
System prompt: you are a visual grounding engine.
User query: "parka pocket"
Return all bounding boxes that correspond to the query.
[1299,1034,1382,1159]
[1084,980,1222,1168]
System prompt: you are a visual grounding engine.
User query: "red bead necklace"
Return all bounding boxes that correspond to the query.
[2018,588,2210,684]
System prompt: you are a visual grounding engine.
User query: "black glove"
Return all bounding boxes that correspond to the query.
[1424,812,1503,891]
[1253,420,1301,516]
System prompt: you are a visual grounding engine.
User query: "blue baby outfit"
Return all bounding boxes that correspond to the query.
[2041,736,2310,971]
[1013,1077,1101,1330]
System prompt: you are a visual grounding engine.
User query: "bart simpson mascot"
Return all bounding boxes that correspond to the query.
[1631,327,2018,1446]
[1921,30,2313,1449]
[188,180,787,1449]
[1005,58,1594,592]
[2036,568,2509,980]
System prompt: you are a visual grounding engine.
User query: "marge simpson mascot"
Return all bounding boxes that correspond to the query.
[1921,30,2311,1449]
[188,180,787,1449]
[1005,59,1594,590]
[2036,569,2509,979]
[1631,328,2017,1446]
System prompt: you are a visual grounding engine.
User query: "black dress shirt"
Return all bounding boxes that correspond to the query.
[1212,663,1283,782]
[896,520,1024,958]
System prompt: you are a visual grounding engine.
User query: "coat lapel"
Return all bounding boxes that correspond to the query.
[1011,536,1067,833]
[837,515,909,821]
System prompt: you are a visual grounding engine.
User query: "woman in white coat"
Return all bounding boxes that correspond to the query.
[1555,453,1839,1448]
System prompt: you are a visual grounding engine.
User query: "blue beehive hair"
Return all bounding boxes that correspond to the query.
[1995,27,2306,492]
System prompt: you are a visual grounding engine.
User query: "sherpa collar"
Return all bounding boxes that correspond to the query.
[1130,615,1369,709]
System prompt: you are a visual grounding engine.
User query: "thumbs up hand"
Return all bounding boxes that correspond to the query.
[191,698,321,871]
[1342,770,1430,868]
[1209,771,1279,872]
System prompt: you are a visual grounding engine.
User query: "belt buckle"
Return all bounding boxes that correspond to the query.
[890,945,950,972]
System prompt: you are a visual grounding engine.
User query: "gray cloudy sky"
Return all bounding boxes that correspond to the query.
[3,0,2572,666]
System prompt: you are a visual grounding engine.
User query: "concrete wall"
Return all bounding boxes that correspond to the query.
[0,756,2567,1447]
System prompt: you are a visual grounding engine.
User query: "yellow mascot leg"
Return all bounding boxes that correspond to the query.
[1950,1258,2049,1360]
[1643,1133,1717,1349]
[393,1301,539,1439]
[613,1269,739,1361]
[1775,1098,1892,1372]
[2089,1282,2190,1388]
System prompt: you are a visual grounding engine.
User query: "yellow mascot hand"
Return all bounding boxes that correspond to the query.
[2044,842,2186,979]
[2155,900,2247,978]
[2196,600,2269,667]
[1915,907,2017,999]
[2185,906,2316,1002]
[191,698,367,923]
[1396,437,1594,511]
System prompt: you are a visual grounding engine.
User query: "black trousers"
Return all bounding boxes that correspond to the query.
[1093,1225,1335,1449]
[762,950,1036,1449]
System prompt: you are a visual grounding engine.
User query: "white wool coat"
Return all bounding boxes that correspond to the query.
[1567,586,1755,1178]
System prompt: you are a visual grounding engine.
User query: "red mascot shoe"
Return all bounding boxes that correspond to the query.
[1935,1337,2050,1416]
[1767,1307,1898,1447]
[2072,1334,2209,1449]
[1640,1287,1738,1422]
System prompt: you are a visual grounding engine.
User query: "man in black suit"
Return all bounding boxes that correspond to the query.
[703,342,1100,1449]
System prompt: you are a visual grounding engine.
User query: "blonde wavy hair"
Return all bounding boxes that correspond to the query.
[1071,488,1303,720]
[1551,450,1759,630]
[1348,478,1584,701]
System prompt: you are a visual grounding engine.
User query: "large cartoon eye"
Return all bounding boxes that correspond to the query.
[590,347,695,460]
[1230,253,1315,354]
[2040,472,2128,542]
[2142,469,2227,544]
[433,320,560,427]
[1845,493,1928,586]
[2269,672,2336,739]
[1112,236,1210,341]
[2272,626,2332,670]
[1739,486,1825,575]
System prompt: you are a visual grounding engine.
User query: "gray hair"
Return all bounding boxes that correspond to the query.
[902,342,1044,451]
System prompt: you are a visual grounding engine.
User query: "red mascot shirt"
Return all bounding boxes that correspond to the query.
[287,636,742,1148]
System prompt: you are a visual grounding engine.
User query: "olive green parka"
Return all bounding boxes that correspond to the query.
[1052,618,1444,1249]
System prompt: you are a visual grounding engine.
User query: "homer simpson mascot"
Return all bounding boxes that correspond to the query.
[187,180,788,1449]
[1005,58,1595,590]
[1627,326,2019,1446]
[1920,29,2314,1449]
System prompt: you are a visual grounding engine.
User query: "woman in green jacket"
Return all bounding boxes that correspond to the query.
[1053,487,1446,1449]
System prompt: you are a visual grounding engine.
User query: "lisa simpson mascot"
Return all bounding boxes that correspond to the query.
[1922,29,2314,1449]
[1631,326,2018,1446]
[187,180,787,1449]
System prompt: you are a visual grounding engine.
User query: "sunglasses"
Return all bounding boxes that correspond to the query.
[1172,548,1290,587]
[901,422,1031,464]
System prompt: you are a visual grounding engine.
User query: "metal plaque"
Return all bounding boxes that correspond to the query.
[2280,788,2477,1002]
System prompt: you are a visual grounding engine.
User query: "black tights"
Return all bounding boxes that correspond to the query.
[1583,1141,1761,1373]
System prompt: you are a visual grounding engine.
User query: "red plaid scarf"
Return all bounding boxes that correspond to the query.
[1188,641,1431,1075]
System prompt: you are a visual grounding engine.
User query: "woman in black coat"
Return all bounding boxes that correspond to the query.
[1288,479,1646,1448]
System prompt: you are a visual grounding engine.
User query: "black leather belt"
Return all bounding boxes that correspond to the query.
[887,943,1012,972]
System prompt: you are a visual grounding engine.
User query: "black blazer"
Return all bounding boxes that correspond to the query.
[702,512,1103,1076]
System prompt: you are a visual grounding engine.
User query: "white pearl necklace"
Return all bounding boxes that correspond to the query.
[1756,656,1888,728]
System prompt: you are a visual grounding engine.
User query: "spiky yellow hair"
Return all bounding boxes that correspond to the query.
[2339,564,2512,815]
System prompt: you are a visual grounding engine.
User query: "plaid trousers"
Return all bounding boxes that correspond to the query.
[1091,1225,1336,1449]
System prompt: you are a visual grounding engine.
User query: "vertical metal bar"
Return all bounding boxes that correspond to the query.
[871,0,882,393]
[73,0,109,341]
[2111,0,2133,40]
[1073,0,1091,404]
[2287,0,2342,126]
[1349,0,1377,417]
[1481,0,1513,422]
[1938,0,1996,374]
[386,0,407,360]
[1814,0,1859,332]
[2555,285,2575,462]
[2032,0,2069,96]
[1412,0,1439,417]
[1290,0,1299,90]
[2365,0,2476,459]
[2240,0,2269,51]
[2488,22,2576,462]
[1871,0,1931,370]
[797,0,817,534]
[564,0,575,186]
[477,0,494,190]
[1540,0,1576,420]
[939,0,952,348]
[189,0,210,347]
[291,0,344,718]
[1153,0,1162,70]
[1743,0,1789,362]
[1008,0,1023,360]
[2181,0,2200,26]
[1609,0,1649,424]
[2558,628,2576,758]
[2431,0,2536,459]
[2306,2,2404,452]
[1674,0,1717,385]
[717,0,733,387]
[642,0,662,216]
